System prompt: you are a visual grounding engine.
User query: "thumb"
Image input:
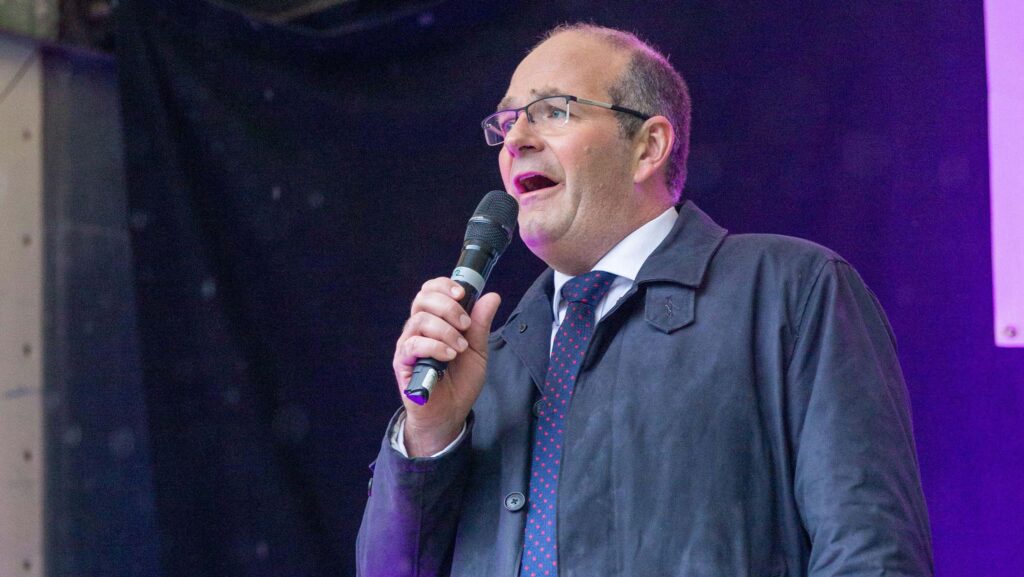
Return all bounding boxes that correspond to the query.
[465,292,501,350]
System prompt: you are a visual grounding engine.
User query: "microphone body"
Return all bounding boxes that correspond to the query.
[403,191,518,405]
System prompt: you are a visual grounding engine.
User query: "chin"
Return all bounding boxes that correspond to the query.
[518,228,545,252]
[518,224,554,253]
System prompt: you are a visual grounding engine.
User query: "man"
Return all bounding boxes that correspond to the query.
[358,24,933,577]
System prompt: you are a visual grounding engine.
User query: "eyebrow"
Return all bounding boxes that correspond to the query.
[496,86,566,112]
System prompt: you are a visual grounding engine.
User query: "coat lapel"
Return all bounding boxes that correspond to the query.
[498,269,555,396]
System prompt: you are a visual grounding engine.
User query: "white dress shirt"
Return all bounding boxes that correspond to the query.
[393,206,679,457]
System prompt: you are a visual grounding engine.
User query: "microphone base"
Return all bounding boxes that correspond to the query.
[404,366,440,405]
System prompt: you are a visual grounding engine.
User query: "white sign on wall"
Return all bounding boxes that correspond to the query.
[985,0,1024,347]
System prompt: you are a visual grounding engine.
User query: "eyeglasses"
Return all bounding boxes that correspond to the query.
[481,94,652,146]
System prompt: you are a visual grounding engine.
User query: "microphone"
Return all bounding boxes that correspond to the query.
[403,191,519,405]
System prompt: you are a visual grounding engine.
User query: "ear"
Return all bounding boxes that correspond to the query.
[632,115,675,186]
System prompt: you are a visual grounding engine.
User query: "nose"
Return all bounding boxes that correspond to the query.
[503,114,542,158]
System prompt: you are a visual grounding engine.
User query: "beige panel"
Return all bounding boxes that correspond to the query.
[0,33,43,577]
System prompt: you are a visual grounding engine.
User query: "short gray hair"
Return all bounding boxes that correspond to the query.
[536,24,692,202]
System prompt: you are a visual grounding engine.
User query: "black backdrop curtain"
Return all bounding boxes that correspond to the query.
[115,1,538,574]
[112,0,1018,576]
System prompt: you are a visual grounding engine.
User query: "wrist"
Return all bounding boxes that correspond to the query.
[403,417,463,458]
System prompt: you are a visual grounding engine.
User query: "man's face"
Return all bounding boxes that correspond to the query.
[498,32,640,272]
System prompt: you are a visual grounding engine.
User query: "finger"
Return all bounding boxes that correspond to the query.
[419,277,467,302]
[395,335,458,369]
[393,362,412,387]
[464,292,502,350]
[410,291,472,331]
[405,311,469,352]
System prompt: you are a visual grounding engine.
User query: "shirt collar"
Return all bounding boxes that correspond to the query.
[552,206,679,314]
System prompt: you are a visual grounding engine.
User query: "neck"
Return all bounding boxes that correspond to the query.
[540,201,672,275]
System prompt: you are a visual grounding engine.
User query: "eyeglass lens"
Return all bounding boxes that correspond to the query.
[483,96,572,145]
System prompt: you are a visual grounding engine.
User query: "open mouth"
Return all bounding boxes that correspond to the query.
[515,173,559,194]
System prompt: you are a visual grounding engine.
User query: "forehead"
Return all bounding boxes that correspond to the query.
[498,32,630,110]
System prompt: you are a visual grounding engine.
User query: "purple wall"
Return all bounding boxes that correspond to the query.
[682,2,1024,571]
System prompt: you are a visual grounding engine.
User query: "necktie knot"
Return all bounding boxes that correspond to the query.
[560,270,616,306]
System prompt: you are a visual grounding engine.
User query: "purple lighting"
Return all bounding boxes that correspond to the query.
[985,0,1024,347]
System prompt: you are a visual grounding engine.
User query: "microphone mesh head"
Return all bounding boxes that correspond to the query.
[465,191,519,254]
[473,190,519,229]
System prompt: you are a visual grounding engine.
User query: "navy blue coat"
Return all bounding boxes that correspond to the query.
[358,202,933,577]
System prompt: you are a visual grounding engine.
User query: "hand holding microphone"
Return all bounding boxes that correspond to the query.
[392,191,518,456]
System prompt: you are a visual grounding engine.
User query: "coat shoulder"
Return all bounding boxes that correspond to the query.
[705,233,851,337]
[717,232,845,272]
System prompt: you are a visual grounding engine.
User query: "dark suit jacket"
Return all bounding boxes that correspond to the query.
[357,202,933,577]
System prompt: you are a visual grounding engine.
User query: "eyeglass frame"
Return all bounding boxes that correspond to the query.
[481,94,653,146]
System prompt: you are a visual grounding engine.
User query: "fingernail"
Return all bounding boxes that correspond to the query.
[457,337,468,350]
[446,347,457,358]
[450,286,462,297]
[460,314,472,328]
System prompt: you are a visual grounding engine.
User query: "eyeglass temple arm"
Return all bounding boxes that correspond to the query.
[573,97,651,120]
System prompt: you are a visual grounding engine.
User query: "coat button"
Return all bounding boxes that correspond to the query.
[504,492,526,512]
[519,322,528,333]
[532,399,544,417]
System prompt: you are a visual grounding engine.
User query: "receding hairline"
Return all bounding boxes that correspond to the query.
[541,23,642,48]
[537,24,667,73]
[495,27,638,111]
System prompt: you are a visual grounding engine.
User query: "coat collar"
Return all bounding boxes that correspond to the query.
[505,200,728,314]
[496,201,728,384]
[633,200,728,288]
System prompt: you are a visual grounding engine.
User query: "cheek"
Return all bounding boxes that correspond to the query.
[498,153,514,190]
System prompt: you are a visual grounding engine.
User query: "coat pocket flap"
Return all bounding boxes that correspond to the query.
[644,284,695,333]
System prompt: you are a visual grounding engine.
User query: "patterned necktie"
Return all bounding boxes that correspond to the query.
[520,270,616,577]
